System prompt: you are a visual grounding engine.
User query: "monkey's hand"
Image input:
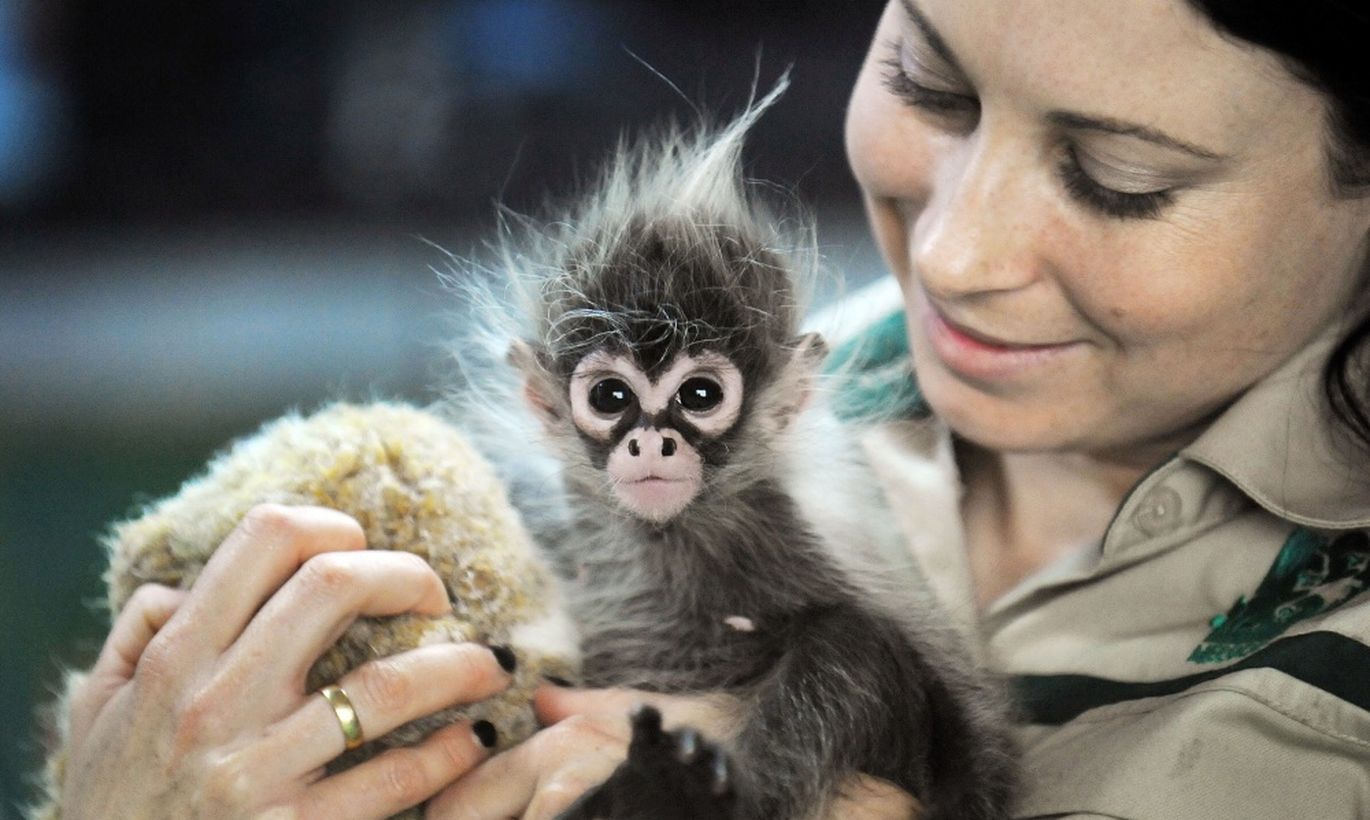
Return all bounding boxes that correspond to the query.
[555,705,736,820]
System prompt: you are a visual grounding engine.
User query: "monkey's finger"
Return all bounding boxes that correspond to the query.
[424,714,628,820]
[68,584,188,748]
[265,642,510,778]
[222,548,452,696]
[158,504,370,658]
[293,721,492,820]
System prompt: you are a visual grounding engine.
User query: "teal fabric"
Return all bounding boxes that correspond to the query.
[1189,528,1370,664]
[822,310,930,423]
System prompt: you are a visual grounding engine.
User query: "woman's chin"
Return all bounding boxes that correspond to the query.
[918,370,1087,454]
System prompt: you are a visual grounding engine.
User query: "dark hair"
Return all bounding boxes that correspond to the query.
[1187,1,1370,452]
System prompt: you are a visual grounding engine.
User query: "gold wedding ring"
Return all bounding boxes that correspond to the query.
[318,684,365,751]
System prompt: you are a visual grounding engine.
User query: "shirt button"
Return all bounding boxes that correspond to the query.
[1133,485,1182,537]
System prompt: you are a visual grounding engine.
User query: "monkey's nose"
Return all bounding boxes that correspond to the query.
[627,430,678,458]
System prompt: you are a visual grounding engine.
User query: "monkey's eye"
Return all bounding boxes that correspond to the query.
[677,377,724,413]
[588,378,634,414]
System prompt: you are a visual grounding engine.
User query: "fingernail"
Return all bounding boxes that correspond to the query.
[544,674,573,687]
[473,720,498,748]
[489,645,517,674]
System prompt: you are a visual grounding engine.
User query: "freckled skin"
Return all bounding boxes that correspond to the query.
[846,0,1370,465]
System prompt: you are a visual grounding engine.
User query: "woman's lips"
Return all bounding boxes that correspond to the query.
[923,304,1082,382]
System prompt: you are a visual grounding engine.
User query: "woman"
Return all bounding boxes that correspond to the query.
[54,0,1369,817]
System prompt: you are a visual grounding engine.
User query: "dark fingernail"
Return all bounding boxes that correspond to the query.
[544,674,573,687]
[490,644,517,674]
[473,720,498,748]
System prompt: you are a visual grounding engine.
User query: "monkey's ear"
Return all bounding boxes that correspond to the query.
[507,339,564,425]
[772,332,828,427]
[789,332,829,372]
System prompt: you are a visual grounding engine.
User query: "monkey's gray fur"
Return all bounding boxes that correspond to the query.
[454,78,1018,820]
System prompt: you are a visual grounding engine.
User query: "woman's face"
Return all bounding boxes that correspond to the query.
[846,0,1370,463]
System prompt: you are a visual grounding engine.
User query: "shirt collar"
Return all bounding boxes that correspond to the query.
[1182,322,1370,529]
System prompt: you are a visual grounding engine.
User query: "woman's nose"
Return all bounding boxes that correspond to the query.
[912,133,1045,301]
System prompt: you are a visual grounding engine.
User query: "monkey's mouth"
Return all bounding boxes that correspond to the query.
[613,475,701,522]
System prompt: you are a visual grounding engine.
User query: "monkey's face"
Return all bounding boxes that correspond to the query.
[568,349,743,523]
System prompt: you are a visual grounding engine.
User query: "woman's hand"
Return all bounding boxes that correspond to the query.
[61,503,513,820]
[425,684,741,819]
[829,776,923,819]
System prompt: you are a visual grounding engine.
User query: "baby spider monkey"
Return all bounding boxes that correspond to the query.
[467,81,1017,819]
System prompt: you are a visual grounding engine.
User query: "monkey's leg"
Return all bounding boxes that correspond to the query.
[727,602,1012,820]
[556,705,736,820]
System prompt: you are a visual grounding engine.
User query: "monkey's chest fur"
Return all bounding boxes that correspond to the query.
[563,481,860,693]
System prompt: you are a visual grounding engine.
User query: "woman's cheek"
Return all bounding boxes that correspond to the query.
[844,9,939,206]
[846,104,941,286]
[845,94,938,202]
[864,195,913,287]
[1055,224,1214,348]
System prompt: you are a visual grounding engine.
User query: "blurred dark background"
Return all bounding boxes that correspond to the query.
[0,1,890,814]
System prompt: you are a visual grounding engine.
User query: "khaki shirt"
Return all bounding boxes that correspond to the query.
[824,293,1370,819]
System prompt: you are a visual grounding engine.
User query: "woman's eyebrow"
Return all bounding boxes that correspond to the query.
[1047,111,1227,160]
[898,0,966,75]
[898,0,1228,163]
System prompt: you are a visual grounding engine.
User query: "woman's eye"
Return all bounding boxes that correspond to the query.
[879,41,979,119]
[1057,146,1174,220]
[588,378,634,414]
[677,377,724,413]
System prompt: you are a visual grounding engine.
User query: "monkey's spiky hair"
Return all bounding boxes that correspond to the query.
[495,74,817,382]
[440,75,822,528]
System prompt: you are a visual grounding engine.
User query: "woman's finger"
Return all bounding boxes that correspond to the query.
[160,504,367,657]
[535,685,742,742]
[533,685,645,725]
[424,713,631,820]
[828,774,924,819]
[68,584,188,748]
[293,721,493,820]
[224,548,451,694]
[522,756,625,820]
[264,642,512,778]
